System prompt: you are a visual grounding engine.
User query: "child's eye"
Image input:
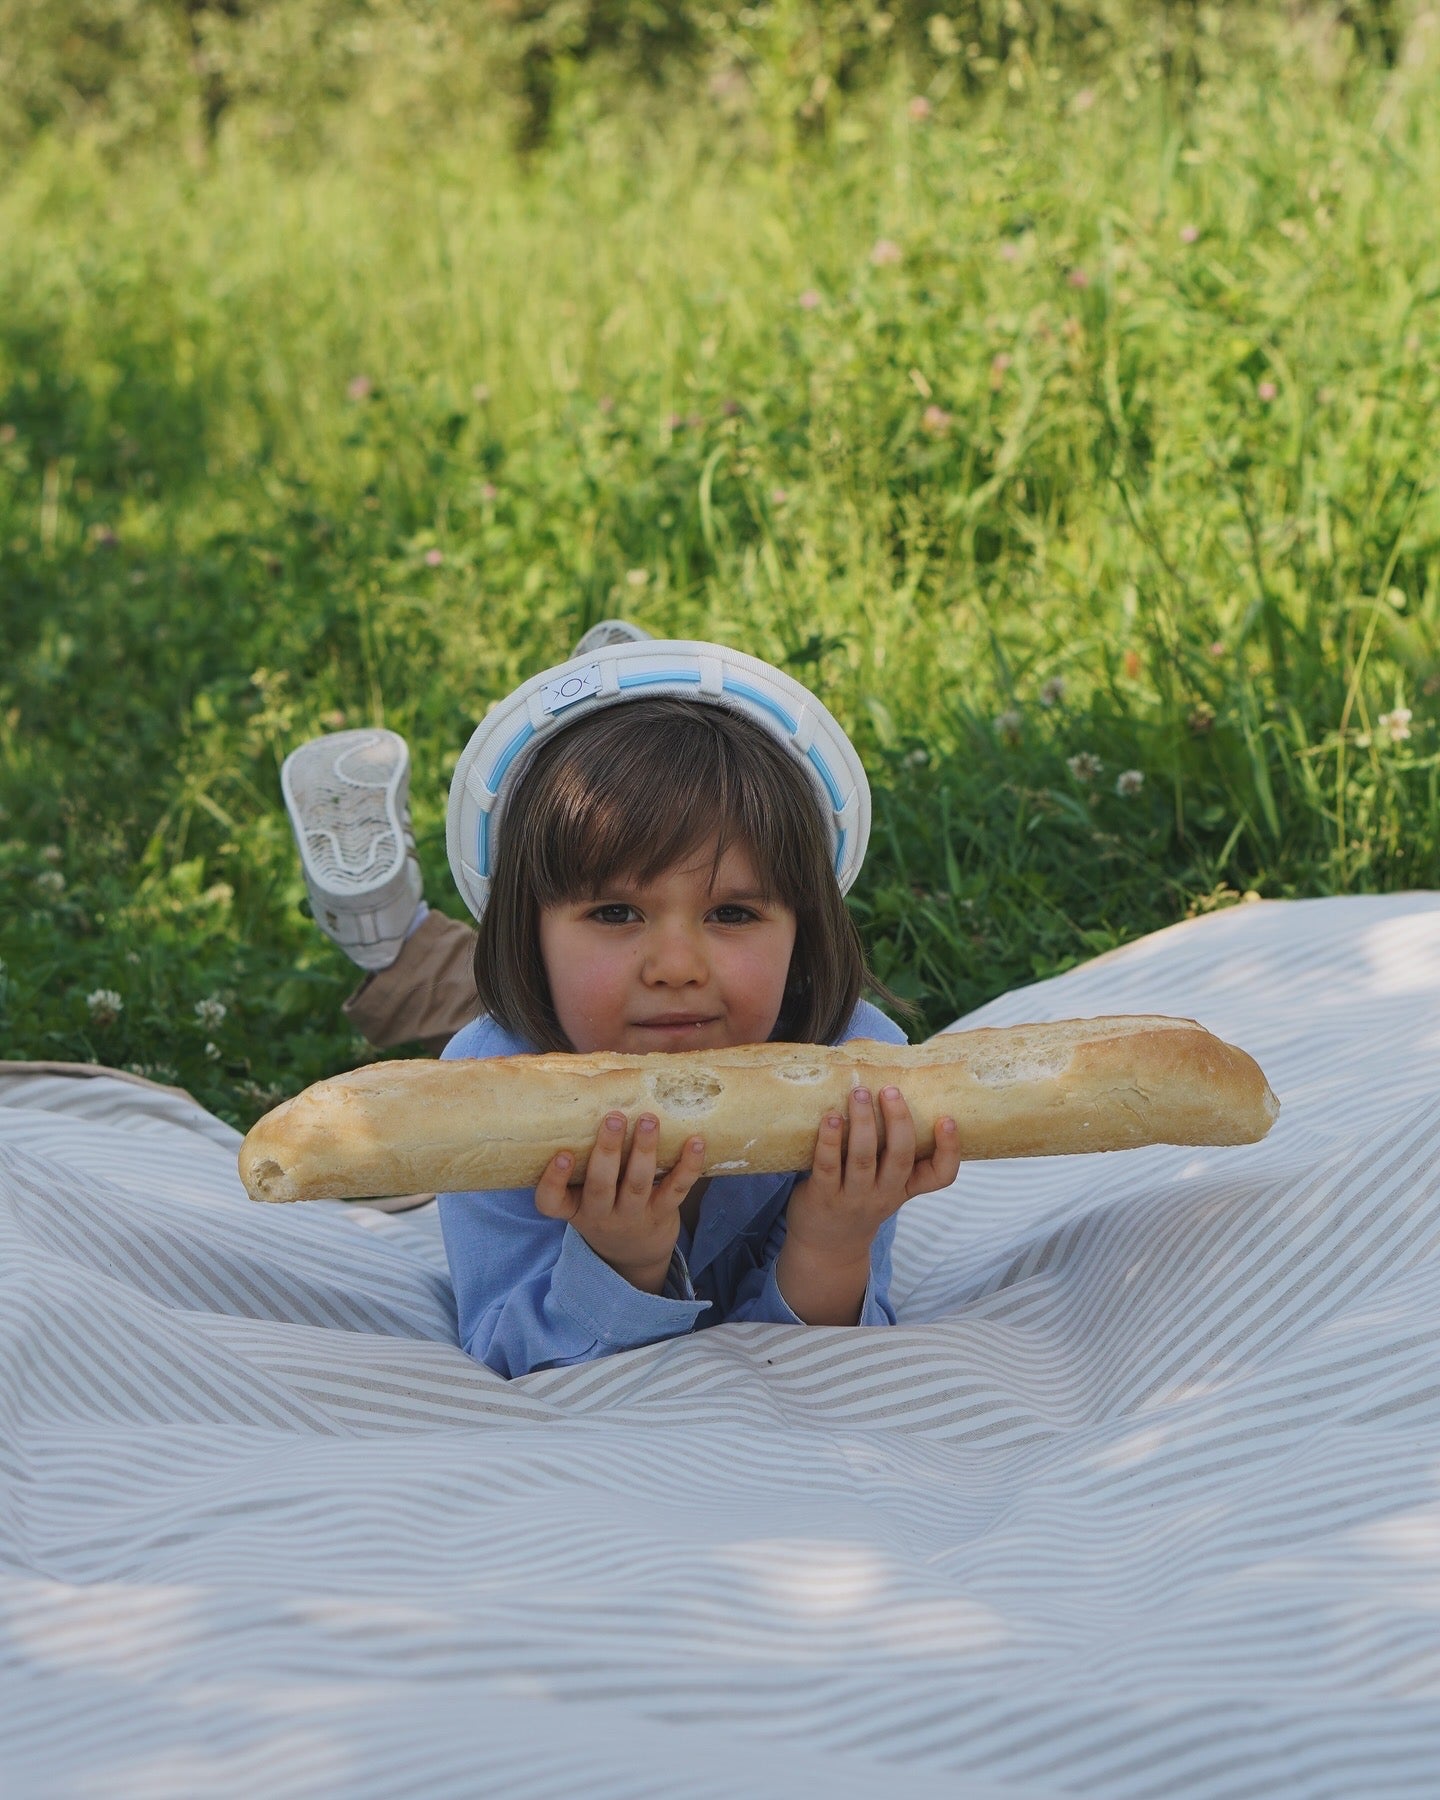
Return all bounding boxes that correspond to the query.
[711,905,758,924]
[589,904,638,924]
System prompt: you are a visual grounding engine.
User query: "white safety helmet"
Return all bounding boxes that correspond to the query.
[446,639,871,922]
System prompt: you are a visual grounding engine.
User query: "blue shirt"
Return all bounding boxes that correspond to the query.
[438,1000,908,1377]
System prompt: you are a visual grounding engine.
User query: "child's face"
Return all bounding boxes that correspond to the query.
[538,838,798,1054]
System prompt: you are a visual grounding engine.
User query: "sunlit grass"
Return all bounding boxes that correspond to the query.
[2,20,1438,1121]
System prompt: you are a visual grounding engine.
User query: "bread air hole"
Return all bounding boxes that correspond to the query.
[968,1047,1072,1086]
[648,1070,724,1116]
[777,1062,824,1082]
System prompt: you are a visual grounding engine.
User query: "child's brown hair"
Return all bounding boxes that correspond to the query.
[472,696,918,1051]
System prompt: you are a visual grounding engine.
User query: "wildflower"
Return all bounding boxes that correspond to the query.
[1378,707,1413,742]
[204,1041,222,1061]
[1179,224,1200,244]
[1122,649,1142,679]
[195,997,227,1030]
[908,96,933,122]
[770,487,789,505]
[990,352,1012,390]
[626,568,650,587]
[321,708,347,729]
[424,548,444,567]
[1115,768,1145,797]
[1068,752,1103,783]
[870,239,903,267]
[346,375,373,402]
[86,989,124,1025]
[1072,88,1096,112]
[472,383,491,404]
[993,709,1024,745]
[1208,641,1226,659]
[91,525,119,549]
[480,483,498,502]
[1039,676,1066,707]
[905,746,930,766]
[129,1062,179,1086]
[1188,704,1216,736]
[797,289,822,311]
[597,395,614,413]
[1067,268,1090,289]
[922,404,953,436]
[998,241,1020,263]
[1257,380,1277,402]
[41,844,62,864]
[721,398,743,418]
[35,869,65,897]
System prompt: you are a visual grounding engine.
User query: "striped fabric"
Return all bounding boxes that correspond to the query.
[3,893,1440,1798]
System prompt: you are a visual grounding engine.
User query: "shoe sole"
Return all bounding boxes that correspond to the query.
[281,730,421,965]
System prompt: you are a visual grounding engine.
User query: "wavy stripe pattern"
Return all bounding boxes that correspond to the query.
[3,893,1440,1797]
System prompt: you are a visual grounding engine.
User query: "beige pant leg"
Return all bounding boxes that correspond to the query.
[341,910,481,1055]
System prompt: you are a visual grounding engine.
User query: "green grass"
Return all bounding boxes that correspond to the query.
[3,17,1439,1125]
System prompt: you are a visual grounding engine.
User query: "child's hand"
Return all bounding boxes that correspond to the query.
[533,1111,707,1295]
[781,1086,962,1305]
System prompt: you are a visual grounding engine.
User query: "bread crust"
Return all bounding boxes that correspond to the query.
[238,1015,1279,1204]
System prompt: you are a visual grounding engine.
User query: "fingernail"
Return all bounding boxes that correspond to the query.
[606,1113,624,1130]
[827,1114,844,1129]
[690,1138,704,1154]
[556,1153,572,1171]
[853,1087,871,1104]
[882,1086,901,1102]
[639,1116,656,1133]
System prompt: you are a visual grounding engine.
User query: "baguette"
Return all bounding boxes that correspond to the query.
[238,1015,1279,1205]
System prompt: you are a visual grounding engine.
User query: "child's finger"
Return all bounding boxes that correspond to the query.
[876,1085,917,1180]
[656,1135,707,1207]
[907,1117,963,1196]
[577,1111,627,1216]
[615,1114,660,1216]
[806,1108,846,1196]
[845,1086,878,1181]
[533,1151,581,1220]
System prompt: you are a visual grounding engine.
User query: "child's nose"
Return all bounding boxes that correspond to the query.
[643,922,708,984]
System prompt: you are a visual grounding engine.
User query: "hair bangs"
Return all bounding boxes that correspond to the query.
[527,705,797,908]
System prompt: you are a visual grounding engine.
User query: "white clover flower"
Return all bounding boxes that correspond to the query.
[993,708,1024,744]
[1039,676,1067,707]
[204,1041,222,1061]
[41,844,63,865]
[195,997,227,1029]
[905,746,930,767]
[86,988,124,1025]
[1115,768,1145,797]
[1378,707,1413,742]
[35,869,66,897]
[1067,751,1103,783]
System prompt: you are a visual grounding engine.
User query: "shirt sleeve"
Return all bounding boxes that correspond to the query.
[723,1203,898,1328]
[724,998,908,1329]
[438,1186,710,1378]
[436,1018,709,1379]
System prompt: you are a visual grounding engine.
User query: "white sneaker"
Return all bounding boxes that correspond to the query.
[572,619,654,655]
[281,729,423,971]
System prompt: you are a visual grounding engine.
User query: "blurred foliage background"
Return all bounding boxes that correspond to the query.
[1,0,1438,1123]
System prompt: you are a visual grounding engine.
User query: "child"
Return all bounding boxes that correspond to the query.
[284,624,962,1376]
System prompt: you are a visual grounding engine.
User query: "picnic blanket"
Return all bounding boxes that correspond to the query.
[4,892,1440,1798]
